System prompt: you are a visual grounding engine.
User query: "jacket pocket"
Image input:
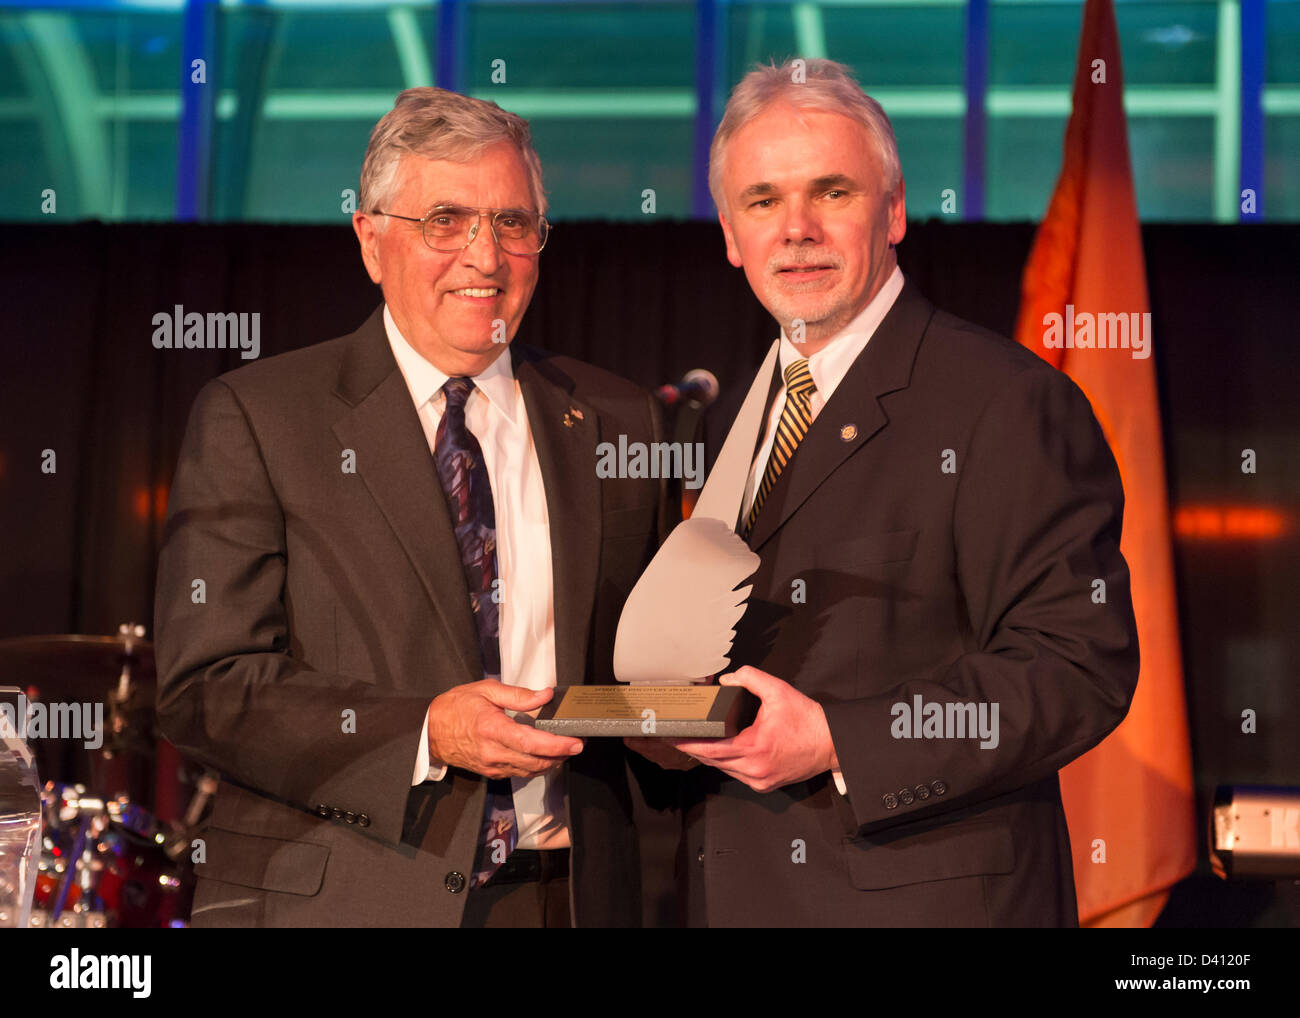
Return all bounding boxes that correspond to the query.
[194,826,330,896]
[815,528,919,567]
[842,817,1015,890]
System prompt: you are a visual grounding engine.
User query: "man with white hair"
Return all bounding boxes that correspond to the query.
[156,88,665,927]
[638,60,1140,926]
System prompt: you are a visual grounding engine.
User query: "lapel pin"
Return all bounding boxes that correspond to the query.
[562,406,584,428]
[840,423,858,442]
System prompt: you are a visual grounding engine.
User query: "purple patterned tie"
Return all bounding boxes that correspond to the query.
[432,377,516,889]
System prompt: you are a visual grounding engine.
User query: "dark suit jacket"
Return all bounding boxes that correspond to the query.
[686,280,1140,927]
[154,305,664,927]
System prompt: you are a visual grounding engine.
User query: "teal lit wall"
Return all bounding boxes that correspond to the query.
[0,0,1295,222]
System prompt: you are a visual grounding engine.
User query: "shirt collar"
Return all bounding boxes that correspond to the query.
[777,264,904,404]
[383,304,518,427]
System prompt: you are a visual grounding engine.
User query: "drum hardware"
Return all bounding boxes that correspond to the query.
[1,624,199,927]
[36,781,194,927]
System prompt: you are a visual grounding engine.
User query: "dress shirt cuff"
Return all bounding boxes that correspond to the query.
[413,707,450,785]
[832,767,848,797]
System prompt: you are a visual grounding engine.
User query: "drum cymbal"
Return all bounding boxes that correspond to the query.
[0,634,155,703]
[0,629,160,823]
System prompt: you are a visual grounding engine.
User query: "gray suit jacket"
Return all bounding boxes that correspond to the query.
[155,305,665,926]
[687,281,1140,926]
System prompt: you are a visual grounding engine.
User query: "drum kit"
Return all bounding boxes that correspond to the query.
[0,623,202,928]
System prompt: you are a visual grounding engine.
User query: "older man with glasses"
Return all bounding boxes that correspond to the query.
[155,87,667,928]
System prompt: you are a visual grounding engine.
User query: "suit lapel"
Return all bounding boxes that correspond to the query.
[514,349,601,689]
[747,282,935,551]
[330,307,482,688]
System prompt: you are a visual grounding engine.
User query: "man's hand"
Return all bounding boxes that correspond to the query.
[623,737,700,771]
[426,680,584,779]
[670,667,838,792]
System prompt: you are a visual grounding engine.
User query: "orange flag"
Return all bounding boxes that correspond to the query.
[1014,0,1196,926]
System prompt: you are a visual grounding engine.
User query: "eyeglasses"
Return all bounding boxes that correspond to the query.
[372,204,550,256]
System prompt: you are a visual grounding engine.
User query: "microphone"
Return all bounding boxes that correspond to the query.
[655,369,719,408]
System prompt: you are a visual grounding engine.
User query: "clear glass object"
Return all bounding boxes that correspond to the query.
[0,687,43,929]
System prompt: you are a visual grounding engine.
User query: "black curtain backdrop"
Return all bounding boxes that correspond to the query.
[2,219,1297,925]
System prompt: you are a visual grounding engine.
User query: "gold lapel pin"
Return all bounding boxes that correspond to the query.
[840,423,858,442]
[562,406,584,428]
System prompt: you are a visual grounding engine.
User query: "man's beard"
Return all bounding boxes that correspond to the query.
[763,251,850,337]
[767,290,855,339]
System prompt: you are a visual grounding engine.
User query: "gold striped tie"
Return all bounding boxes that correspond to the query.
[744,358,816,537]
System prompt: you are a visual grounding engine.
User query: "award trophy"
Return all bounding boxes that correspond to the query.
[535,343,782,738]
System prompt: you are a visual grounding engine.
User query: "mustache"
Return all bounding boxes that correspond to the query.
[768,251,843,273]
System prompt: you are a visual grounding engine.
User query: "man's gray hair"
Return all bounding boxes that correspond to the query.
[360,86,547,217]
[709,59,901,215]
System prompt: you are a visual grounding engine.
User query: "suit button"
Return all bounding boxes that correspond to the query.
[358,814,371,828]
[331,808,344,821]
[344,811,357,824]
[697,849,704,864]
[898,788,915,806]
[315,804,330,818]
[882,792,899,810]
[930,779,948,796]
[444,871,466,894]
[913,784,930,801]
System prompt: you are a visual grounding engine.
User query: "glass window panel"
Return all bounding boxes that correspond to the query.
[121,118,179,218]
[212,6,431,221]
[1129,114,1215,218]
[1115,2,1219,87]
[0,8,181,220]
[826,6,966,88]
[463,2,696,220]
[0,119,57,221]
[239,118,377,222]
[467,3,695,89]
[1264,116,1300,218]
[986,113,1069,219]
[0,19,29,100]
[991,1,1081,87]
[727,2,797,79]
[990,1,1222,220]
[528,117,693,219]
[726,5,964,95]
[1266,0,1300,84]
[1262,0,1297,216]
[0,0,1293,224]
[725,3,963,220]
[271,9,416,91]
[726,2,965,85]
[892,116,964,219]
[79,11,180,93]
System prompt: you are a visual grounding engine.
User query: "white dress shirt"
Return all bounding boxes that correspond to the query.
[742,265,905,797]
[385,306,568,851]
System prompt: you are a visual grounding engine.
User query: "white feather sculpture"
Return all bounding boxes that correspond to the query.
[613,342,779,685]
